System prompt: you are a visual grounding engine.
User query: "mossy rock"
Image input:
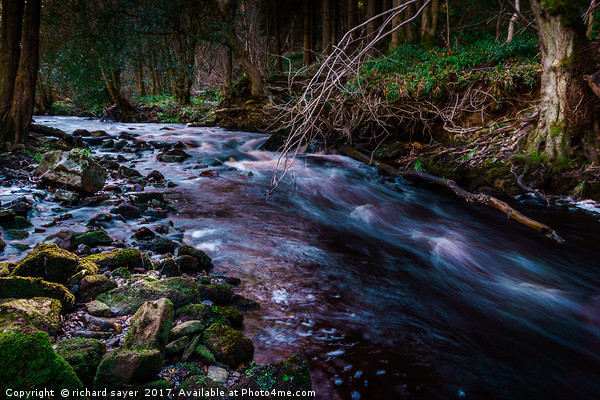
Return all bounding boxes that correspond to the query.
[112,267,132,278]
[0,215,33,230]
[124,298,174,352]
[11,243,80,283]
[194,344,216,365]
[178,376,228,400]
[236,354,313,399]
[175,304,227,328]
[198,283,234,306]
[175,255,198,274]
[5,229,29,240]
[98,277,200,314]
[85,249,152,271]
[93,348,163,389]
[0,276,75,310]
[215,306,243,330]
[76,229,113,247]
[177,245,213,270]
[201,323,254,369]
[0,331,85,395]
[0,297,62,336]
[154,258,182,277]
[0,236,5,252]
[0,262,9,277]
[78,274,118,302]
[54,338,106,386]
[151,237,176,254]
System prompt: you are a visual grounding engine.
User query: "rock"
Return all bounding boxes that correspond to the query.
[5,229,29,240]
[86,314,117,329]
[112,267,131,278]
[198,283,234,306]
[149,141,172,150]
[177,245,213,270]
[0,215,33,230]
[165,336,190,356]
[124,298,174,352]
[146,170,165,181]
[216,306,243,330]
[181,333,200,362]
[93,348,163,389]
[157,149,191,163]
[37,150,106,194]
[111,203,142,220]
[170,320,205,340]
[0,262,9,277]
[0,236,5,252]
[54,189,79,204]
[73,129,89,136]
[207,366,229,384]
[89,130,107,137]
[72,330,112,339]
[0,331,85,395]
[119,165,142,178]
[131,192,165,204]
[151,237,176,254]
[85,249,152,271]
[54,338,106,386]
[229,294,260,311]
[175,255,198,274]
[81,194,110,206]
[0,297,62,336]
[142,209,167,219]
[132,227,156,240]
[10,243,80,283]
[0,276,75,310]
[78,274,118,302]
[194,344,216,365]
[76,229,113,247]
[175,304,227,328]
[3,197,33,217]
[97,277,200,314]
[154,258,181,277]
[114,139,128,150]
[202,323,254,368]
[45,229,77,251]
[235,355,313,399]
[85,300,112,317]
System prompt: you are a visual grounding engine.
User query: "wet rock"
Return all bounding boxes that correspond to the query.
[131,192,165,204]
[101,139,114,149]
[93,348,163,389]
[207,366,229,384]
[175,255,198,274]
[3,197,33,217]
[154,258,181,277]
[85,249,152,271]
[0,276,75,310]
[175,304,227,328]
[149,141,172,150]
[151,237,176,254]
[198,157,223,167]
[37,150,106,194]
[11,243,80,283]
[97,277,200,314]
[45,229,77,251]
[170,320,205,340]
[73,129,89,136]
[0,262,9,277]
[165,336,190,356]
[157,149,191,163]
[142,209,167,219]
[215,306,243,330]
[229,294,260,311]
[111,203,142,220]
[198,283,234,306]
[146,170,165,182]
[194,344,216,365]
[55,338,106,386]
[176,245,213,270]
[202,323,254,369]
[132,227,156,241]
[81,194,110,206]
[89,130,107,137]
[78,274,118,303]
[0,215,32,230]
[114,139,128,150]
[124,298,174,352]
[0,331,85,394]
[85,300,112,317]
[86,314,117,329]
[73,330,113,339]
[119,165,142,178]
[54,189,80,204]
[99,159,120,170]
[0,297,62,336]
[235,355,313,398]
[5,229,29,240]
[182,333,201,362]
[76,229,113,247]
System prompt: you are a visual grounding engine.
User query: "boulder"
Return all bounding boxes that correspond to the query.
[85,300,112,317]
[169,320,205,340]
[45,229,77,251]
[0,297,61,336]
[175,255,198,274]
[85,249,152,271]
[93,348,163,389]
[215,306,243,330]
[10,243,80,283]
[0,262,9,277]
[54,189,80,204]
[78,274,118,303]
[0,215,32,230]
[198,283,234,306]
[175,304,227,328]
[111,204,142,220]
[123,298,174,351]
[37,150,106,194]
[98,277,200,314]
[165,336,190,356]
[201,323,254,368]
[0,331,85,395]
[157,149,190,163]
[207,366,228,384]
[54,338,106,386]
[76,229,113,247]
[5,229,28,240]
[151,237,176,254]
[154,258,181,277]
[132,227,156,240]
[177,245,213,270]
[0,276,75,310]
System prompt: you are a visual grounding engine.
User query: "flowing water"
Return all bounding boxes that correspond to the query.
[5,116,600,399]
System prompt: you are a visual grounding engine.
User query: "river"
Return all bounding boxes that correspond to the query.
[4,116,600,399]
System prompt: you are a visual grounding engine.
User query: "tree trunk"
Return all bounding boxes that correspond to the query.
[322,0,332,56]
[420,0,439,49]
[304,1,314,65]
[507,0,520,42]
[272,0,283,72]
[99,65,134,121]
[136,67,147,98]
[6,0,42,145]
[0,0,25,139]
[529,0,591,161]
[366,0,377,57]
[391,0,403,47]
[225,46,233,96]
[348,0,357,30]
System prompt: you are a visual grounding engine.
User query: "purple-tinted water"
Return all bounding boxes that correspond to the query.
[5,116,600,399]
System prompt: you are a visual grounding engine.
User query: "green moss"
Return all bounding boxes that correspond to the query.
[113,267,132,278]
[0,262,9,277]
[175,303,227,327]
[93,348,163,389]
[0,297,62,336]
[201,323,254,368]
[11,243,81,283]
[5,229,29,240]
[76,229,113,246]
[176,361,204,375]
[85,249,152,270]
[54,338,106,386]
[541,0,581,27]
[216,306,244,330]
[197,283,234,306]
[0,216,33,230]
[0,276,75,311]
[0,331,85,395]
[194,344,216,365]
[177,245,213,270]
[237,354,312,396]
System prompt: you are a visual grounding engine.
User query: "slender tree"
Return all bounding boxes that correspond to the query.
[421,0,439,49]
[323,0,332,56]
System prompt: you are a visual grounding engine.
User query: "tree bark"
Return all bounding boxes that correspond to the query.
[304,1,314,65]
[322,0,332,56]
[272,0,283,72]
[391,0,403,47]
[5,0,41,145]
[529,0,589,161]
[136,67,147,98]
[366,0,377,57]
[507,0,520,42]
[0,0,25,140]
[99,65,135,121]
[420,0,439,49]
[348,0,357,30]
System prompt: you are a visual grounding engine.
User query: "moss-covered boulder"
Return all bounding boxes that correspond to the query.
[93,348,163,389]
[0,262,9,277]
[85,249,152,271]
[169,320,205,340]
[177,245,213,270]
[112,267,132,278]
[154,258,182,277]
[198,283,234,306]
[85,299,112,317]
[37,150,106,194]
[0,215,33,230]
[0,331,85,395]
[0,297,61,336]
[98,277,200,314]
[175,255,198,274]
[78,274,118,302]
[54,338,106,386]
[124,298,174,352]
[0,276,75,310]
[175,304,227,328]
[194,344,216,365]
[235,355,313,399]
[76,229,113,247]
[216,306,244,330]
[151,237,176,254]
[201,323,254,369]
[10,243,79,283]
[177,376,228,400]
[165,336,190,356]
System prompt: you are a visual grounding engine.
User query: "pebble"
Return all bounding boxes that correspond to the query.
[207,366,229,384]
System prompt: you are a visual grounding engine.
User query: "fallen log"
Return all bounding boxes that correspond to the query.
[30,124,74,145]
[340,144,565,244]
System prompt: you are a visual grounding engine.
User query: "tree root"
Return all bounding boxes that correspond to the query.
[340,144,565,244]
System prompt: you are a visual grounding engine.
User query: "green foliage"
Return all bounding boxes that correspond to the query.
[541,0,582,27]
[414,160,424,172]
[351,37,540,103]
